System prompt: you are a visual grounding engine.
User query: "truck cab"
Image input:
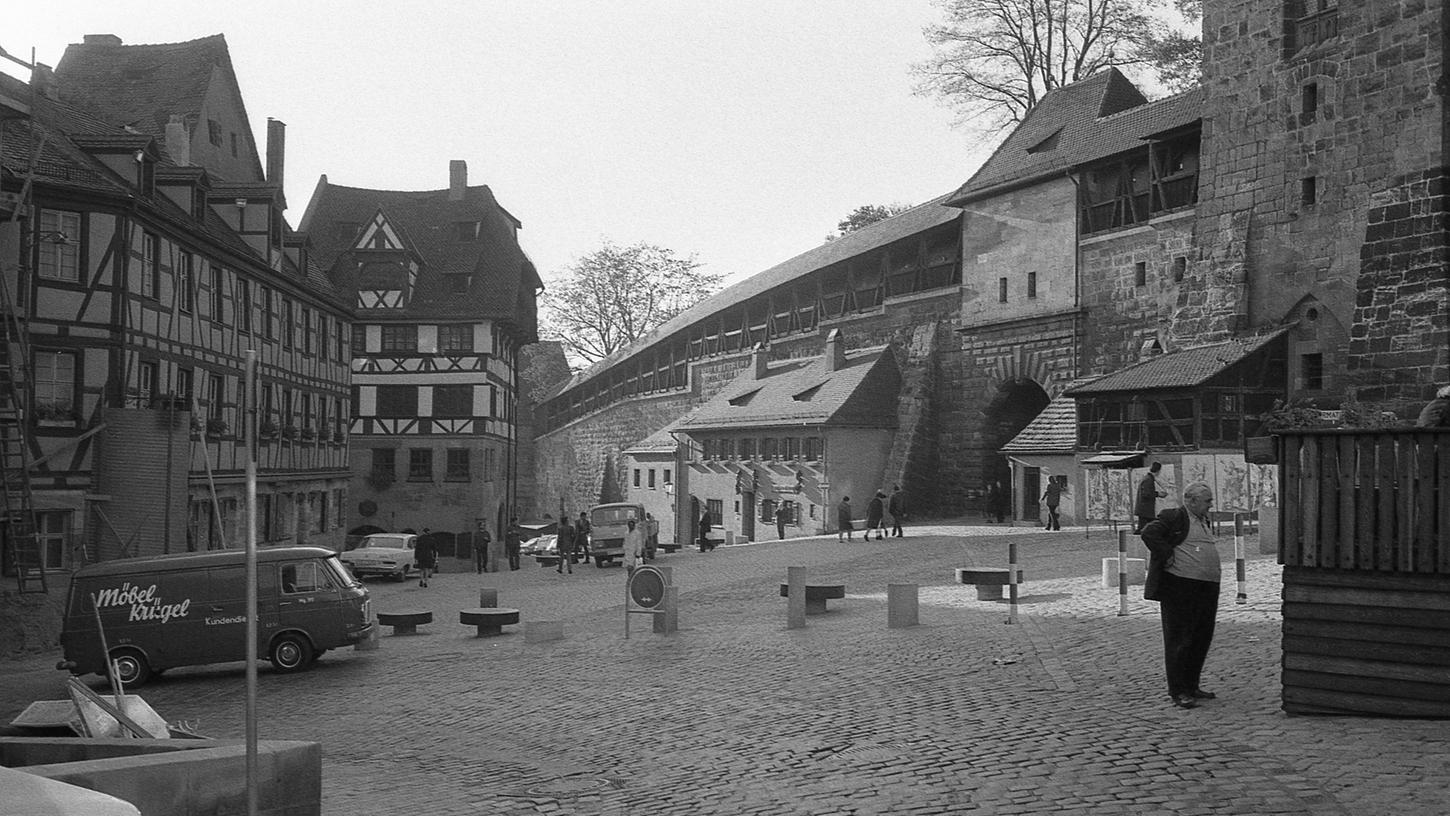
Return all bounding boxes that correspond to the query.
[587,502,646,567]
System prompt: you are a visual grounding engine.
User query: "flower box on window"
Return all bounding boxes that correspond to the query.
[32,401,78,425]
[205,417,229,437]
[259,419,280,440]
[281,424,299,441]
[300,426,317,442]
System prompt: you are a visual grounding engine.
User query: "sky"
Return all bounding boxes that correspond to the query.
[4,2,993,290]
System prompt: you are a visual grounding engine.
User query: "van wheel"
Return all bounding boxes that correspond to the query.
[107,647,152,688]
[595,556,605,568]
[270,633,314,672]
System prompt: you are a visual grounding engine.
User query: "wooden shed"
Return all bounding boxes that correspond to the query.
[1277,428,1450,717]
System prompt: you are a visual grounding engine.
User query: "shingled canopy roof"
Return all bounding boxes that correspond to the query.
[947,69,1201,206]
[1064,330,1291,396]
[1000,394,1078,455]
[677,347,900,432]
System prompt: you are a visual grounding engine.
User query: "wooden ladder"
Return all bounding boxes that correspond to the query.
[0,284,42,593]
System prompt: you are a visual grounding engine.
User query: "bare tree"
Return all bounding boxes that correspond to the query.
[913,0,1178,130]
[540,241,722,368]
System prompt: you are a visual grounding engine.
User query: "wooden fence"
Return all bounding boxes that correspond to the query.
[1276,429,1450,717]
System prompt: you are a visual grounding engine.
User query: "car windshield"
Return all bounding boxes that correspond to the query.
[364,535,412,549]
[591,506,640,525]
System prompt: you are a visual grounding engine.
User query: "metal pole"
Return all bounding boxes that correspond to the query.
[1234,513,1247,604]
[1117,529,1129,617]
[1006,539,1019,625]
[243,350,258,816]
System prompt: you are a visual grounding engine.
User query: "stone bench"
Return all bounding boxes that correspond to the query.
[660,543,681,553]
[954,568,1025,601]
[778,583,845,615]
[376,610,433,635]
[458,607,520,637]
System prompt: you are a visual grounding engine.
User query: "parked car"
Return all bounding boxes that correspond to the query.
[524,534,559,565]
[338,533,417,581]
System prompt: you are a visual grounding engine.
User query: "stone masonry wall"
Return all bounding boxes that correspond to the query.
[1350,167,1450,413]
[1078,211,1196,374]
[1196,0,1447,409]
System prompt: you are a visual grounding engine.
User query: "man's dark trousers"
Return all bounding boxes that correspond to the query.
[1158,572,1219,697]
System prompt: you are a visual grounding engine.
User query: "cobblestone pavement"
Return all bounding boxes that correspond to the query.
[3,522,1448,815]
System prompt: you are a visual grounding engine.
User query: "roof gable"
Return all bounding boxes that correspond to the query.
[1065,330,1291,396]
[948,70,1200,204]
[679,349,900,431]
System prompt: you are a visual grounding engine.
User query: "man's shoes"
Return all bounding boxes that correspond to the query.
[1171,693,1198,709]
[1189,689,1216,700]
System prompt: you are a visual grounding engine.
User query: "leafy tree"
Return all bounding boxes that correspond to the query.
[540,241,721,367]
[829,203,915,240]
[1139,0,1202,93]
[913,0,1199,130]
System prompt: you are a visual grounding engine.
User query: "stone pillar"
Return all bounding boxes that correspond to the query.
[786,566,806,629]
[887,583,918,628]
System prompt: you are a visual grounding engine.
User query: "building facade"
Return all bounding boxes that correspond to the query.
[0,35,352,624]
[299,160,540,549]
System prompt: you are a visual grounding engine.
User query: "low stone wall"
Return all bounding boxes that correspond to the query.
[0,587,65,657]
[1,737,321,816]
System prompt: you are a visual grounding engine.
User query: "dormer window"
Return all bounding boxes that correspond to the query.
[452,221,481,242]
[207,119,223,147]
[444,273,470,294]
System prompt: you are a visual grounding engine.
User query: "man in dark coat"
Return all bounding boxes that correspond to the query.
[1135,462,1168,533]
[504,518,522,570]
[866,491,886,540]
[888,485,907,537]
[1041,478,1063,531]
[836,497,853,542]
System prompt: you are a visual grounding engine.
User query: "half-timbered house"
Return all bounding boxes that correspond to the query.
[299,160,540,549]
[0,35,353,601]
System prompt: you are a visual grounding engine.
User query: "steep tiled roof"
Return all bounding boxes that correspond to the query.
[1065,330,1291,396]
[0,73,342,306]
[623,426,682,455]
[677,347,900,431]
[53,34,264,180]
[948,69,1201,205]
[1000,395,1078,454]
[558,193,960,392]
[300,179,541,332]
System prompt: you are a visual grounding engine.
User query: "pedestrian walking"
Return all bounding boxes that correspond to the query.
[1140,481,1222,710]
[698,512,713,552]
[985,480,1006,523]
[1041,478,1063,531]
[414,534,437,588]
[866,491,886,540]
[505,518,522,570]
[837,496,853,542]
[623,518,646,578]
[576,511,593,564]
[1135,462,1168,533]
[775,503,788,540]
[888,484,907,537]
[473,523,491,574]
[645,512,659,560]
[555,516,575,574]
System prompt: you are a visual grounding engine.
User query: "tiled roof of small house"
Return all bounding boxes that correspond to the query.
[53,34,265,180]
[947,69,1201,205]
[623,426,682,455]
[1000,394,1078,454]
[555,193,960,393]
[299,178,541,333]
[1064,329,1291,396]
[677,346,900,431]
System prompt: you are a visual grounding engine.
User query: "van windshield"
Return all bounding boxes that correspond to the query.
[324,556,363,589]
[591,506,640,525]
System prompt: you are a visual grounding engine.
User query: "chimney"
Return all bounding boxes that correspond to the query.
[825,329,847,371]
[30,64,58,101]
[165,115,191,166]
[752,343,769,379]
[449,160,467,201]
[266,118,286,190]
[83,34,123,46]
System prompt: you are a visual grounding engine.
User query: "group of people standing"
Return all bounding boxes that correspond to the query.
[470,520,525,574]
[836,484,907,542]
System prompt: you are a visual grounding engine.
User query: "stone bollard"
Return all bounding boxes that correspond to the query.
[479,588,498,608]
[786,566,806,629]
[524,621,564,643]
[887,583,919,628]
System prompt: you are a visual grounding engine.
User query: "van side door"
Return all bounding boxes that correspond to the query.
[270,559,345,649]
[192,565,247,666]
